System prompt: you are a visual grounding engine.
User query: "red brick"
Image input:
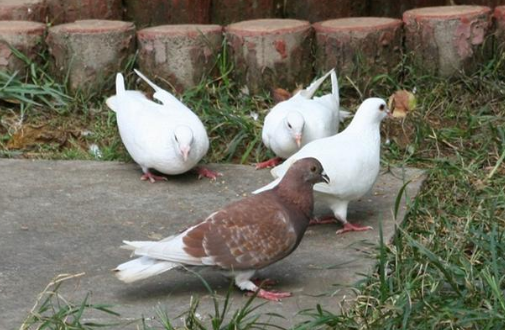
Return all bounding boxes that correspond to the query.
[0,21,45,75]
[284,0,366,23]
[404,6,492,77]
[125,0,211,28]
[210,0,281,25]
[369,0,448,18]
[226,19,312,93]
[46,0,122,24]
[495,6,505,49]
[0,0,47,22]
[313,17,403,79]
[46,20,135,92]
[454,0,505,8]
[137,24,222,92]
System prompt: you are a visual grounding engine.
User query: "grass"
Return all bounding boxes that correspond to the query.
[3,44,505,329]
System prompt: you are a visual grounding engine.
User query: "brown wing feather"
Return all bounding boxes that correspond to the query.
[182,191,301,270]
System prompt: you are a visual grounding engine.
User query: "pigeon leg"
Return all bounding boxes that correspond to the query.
[309,215,337,225]
[336,222,373,235]
[252,278,278,287]
[236,271,291,301]
[255,157,283,170]
[140,171,168,183]
[194,166,222,180]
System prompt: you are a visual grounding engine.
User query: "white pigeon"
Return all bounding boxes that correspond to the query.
[256,69,350,169]
[106,70,219,183]
[254,98,391,234]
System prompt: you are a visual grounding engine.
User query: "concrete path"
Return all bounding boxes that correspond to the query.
[0,159,425,329]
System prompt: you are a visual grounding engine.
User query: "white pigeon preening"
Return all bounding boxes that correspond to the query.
[256,69,350,169]
[106,70,220,183]
[114,158,329,301]
[254,98,391,234]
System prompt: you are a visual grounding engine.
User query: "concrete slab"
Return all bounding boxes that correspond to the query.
[0,159,425,329]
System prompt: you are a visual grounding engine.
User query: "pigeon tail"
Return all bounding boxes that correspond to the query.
[252,177,281,194]
[298,69,334,99]
[113,256,179,283]
[330,69,340,111]
[115,73,126,97]
[134,69,181,107]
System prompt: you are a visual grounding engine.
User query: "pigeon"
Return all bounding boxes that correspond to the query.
[256,69,350,169]
[114,158,329,301]
[254,98,390,234]
[106,70,220,183]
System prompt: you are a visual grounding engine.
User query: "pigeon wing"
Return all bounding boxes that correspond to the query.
[182,193,299,270]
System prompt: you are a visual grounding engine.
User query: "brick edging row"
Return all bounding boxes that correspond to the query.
[0,5,504,93]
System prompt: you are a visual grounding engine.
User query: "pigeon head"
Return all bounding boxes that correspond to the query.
[285,111,304,148]
[352,98,390,126]
[173,126,194,162]
[282,157,329,187]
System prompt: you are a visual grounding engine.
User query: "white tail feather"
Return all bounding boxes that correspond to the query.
[113,256,179,283]
[299,69,334,99]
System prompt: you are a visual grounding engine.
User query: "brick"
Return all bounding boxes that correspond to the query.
[404,6,492,77]
[495,6,505,50]
[137,24,222,92]
[454,0,505,8]
[46,20,135,92]
[313,17,403,79]
[124,0,211,28]
[369,0,448,18]
[0,0,47,22]
[211,0,281,25]
[46,0,122,24]
[225,19,312,93]
[0,21,45,75]
[284,0,366,23]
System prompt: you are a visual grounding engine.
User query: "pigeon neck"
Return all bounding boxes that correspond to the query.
[275,180,314,219]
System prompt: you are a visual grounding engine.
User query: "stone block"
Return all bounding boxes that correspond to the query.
[46,20,135,92]
[0,21,45,75]
[0,0,47,22]
[137,24,222,92]
[225,18,312,93]
[404,5,492,77]
[313,17,403,78]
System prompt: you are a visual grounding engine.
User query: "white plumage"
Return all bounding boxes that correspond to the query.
[254,98,390,234]
[106,70,210,182]
[258,69,350,168]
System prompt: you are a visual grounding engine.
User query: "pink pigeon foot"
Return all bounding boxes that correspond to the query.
[336,222,373,235]
[195,166,222,180]
[309,215,338,226]
[247,289,292,301]
[140,172,168,183]
[255,157,283,170]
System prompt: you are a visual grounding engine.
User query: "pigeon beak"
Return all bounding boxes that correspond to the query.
[386,107,393,118]
[181,147,190,162]
[295,134,302,148]
[321,172,330,184]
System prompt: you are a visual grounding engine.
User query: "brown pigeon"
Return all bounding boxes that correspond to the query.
[114,158,328,301]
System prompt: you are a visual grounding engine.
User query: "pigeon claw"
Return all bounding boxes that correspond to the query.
[248,289,292,301]
[336,222,373,235]
[255,157,283,170]
[140,172,168,183]
[195,167,222,181]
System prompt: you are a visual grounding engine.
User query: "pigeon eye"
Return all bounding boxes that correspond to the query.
[287,123,292,129]
[175,135,178,142]
[379,104,385,111]
[310,166,317,172]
